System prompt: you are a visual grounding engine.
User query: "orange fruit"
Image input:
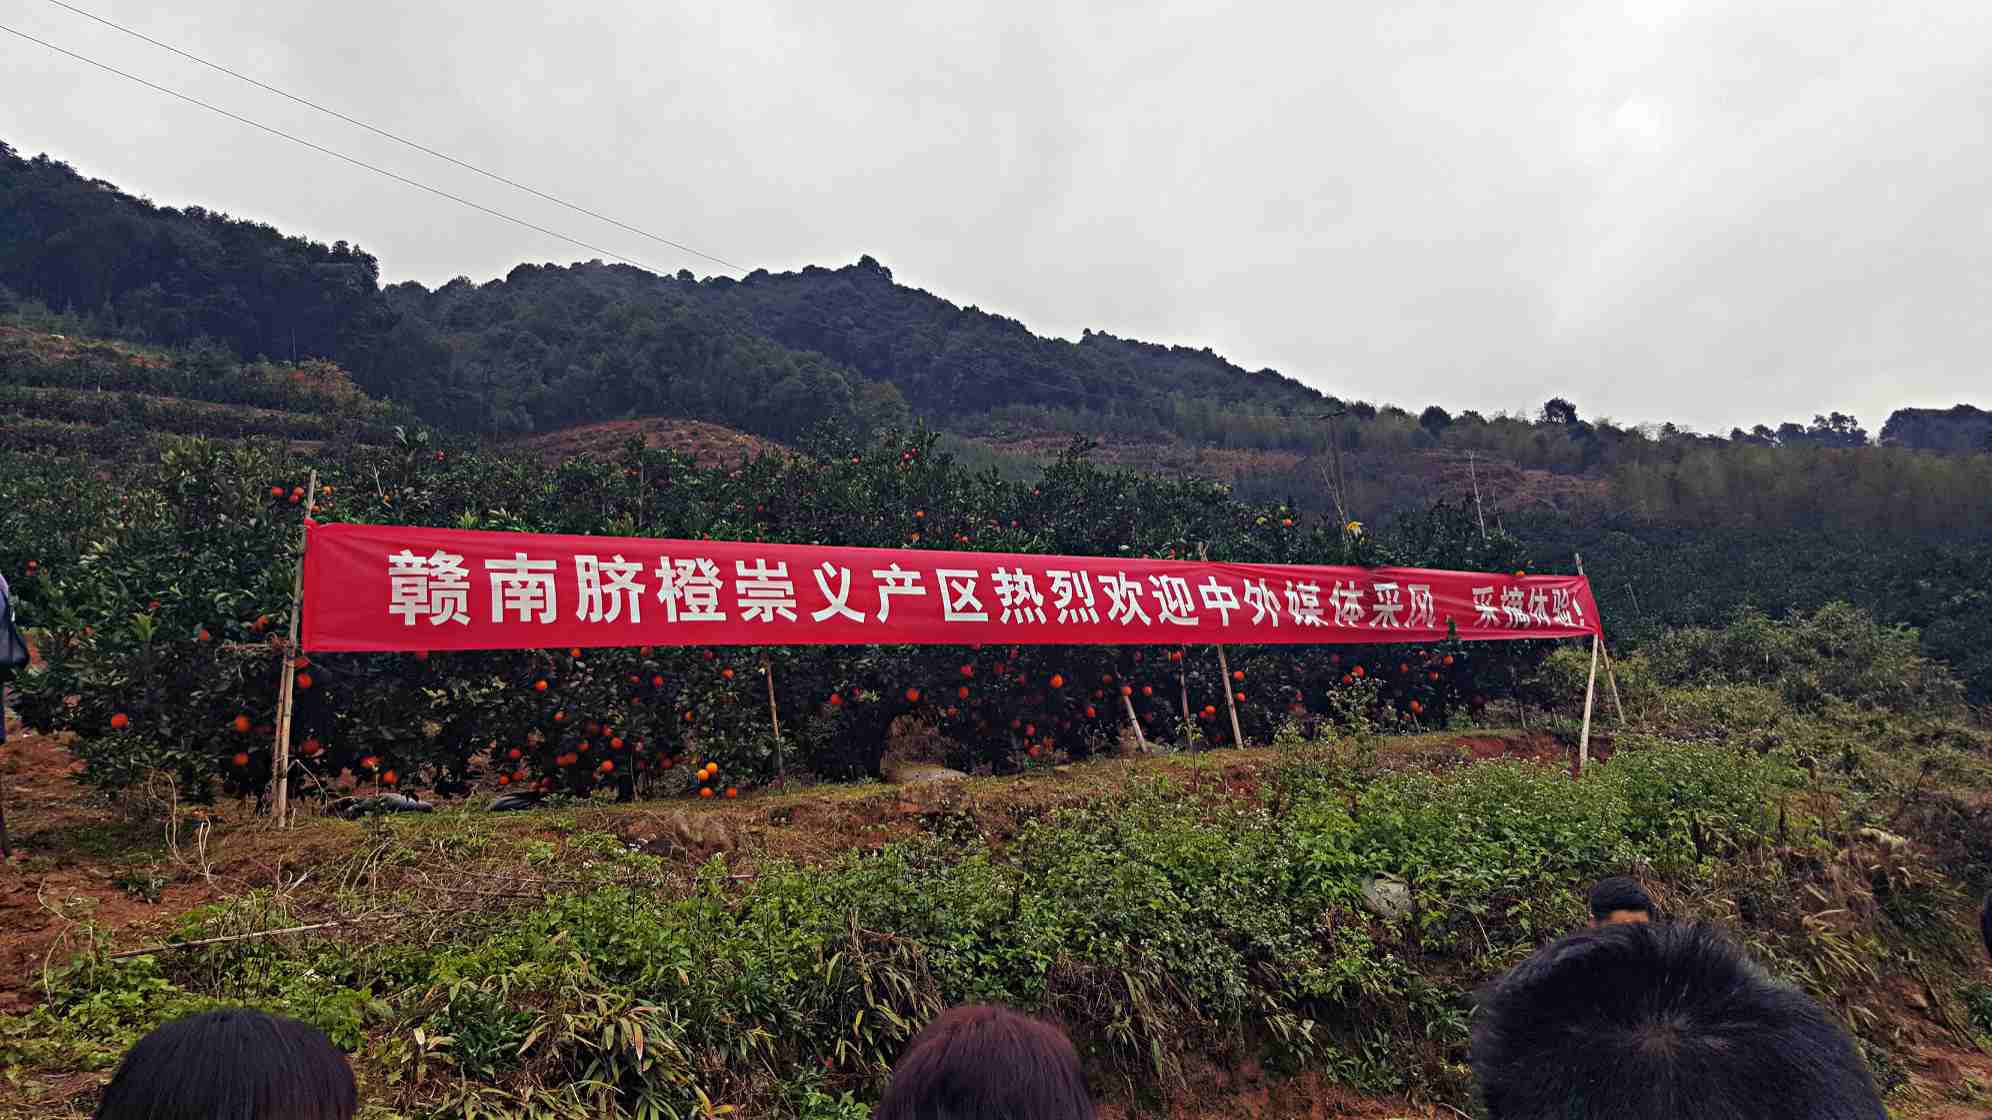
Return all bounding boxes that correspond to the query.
[534,679,549,692]
[232,751,250,767]
[958,686,970,699]
[829,694,843,707]
[1085,706,1097,718]
[1232,671,1244,682]
[725,787,738,799]
[1049,674,1065,689]
[599,760,615,773]
[722,668,735,680]
[1234,691,1246,703]
[1352,666,1366,678]
[198,628,212,642]
[110,713,130,730]
[652,675,665,687]
[1141,685,1153,697]
[301,738,323,757]
[1443,655,1455,666]
[906,688,921,703]
[1119,685,1132,697]
[1202,704,1217,717]
[382,770,398,786]
[569,647,581,657]
[295,673,313,690]
[610,737,624,749]
[700,787,714,798]
[232,714,252,734]
[498,774,511,786]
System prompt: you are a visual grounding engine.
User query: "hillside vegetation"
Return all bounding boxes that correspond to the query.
[1,607,1988,1118]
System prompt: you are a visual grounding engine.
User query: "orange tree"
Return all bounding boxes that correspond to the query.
[13,428,1553,805]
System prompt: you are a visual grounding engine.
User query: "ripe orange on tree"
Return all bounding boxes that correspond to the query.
[232,751,250,767]
[534,679,549,692]
[700,787,714,798]
[722,667,735,680]
[1141,685,1153,697]
[232,714,252,733]
[905,687,921,703]
[1119,685,1132,697]
[1232,670,1244,682]
[110,713,130,730]
[295,673,313,690]
[1049,674,1065,689]
[1352,665,1366,678]
[301,738,323,757]
[725,787,738,799]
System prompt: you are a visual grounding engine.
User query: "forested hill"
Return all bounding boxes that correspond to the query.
[4,139,1989,490]
[0,141,1326,444]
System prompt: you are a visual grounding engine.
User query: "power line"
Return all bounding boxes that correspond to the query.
[1,22,679,276]
[42,0,741,273]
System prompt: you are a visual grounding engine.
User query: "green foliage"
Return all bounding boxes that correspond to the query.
[1641,603,1963,714]
[3,714,1935,1118]
[12,427,1545,803]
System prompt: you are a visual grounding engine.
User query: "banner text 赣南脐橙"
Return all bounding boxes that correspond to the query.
[300,522,1602,652]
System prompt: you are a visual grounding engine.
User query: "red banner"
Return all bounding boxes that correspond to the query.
[299,521,1600,653]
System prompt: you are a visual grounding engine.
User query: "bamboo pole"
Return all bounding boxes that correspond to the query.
[1577,633,1600,776]
[1573,553,1625,722]
[763,653,784,780]
[270,469,317,828]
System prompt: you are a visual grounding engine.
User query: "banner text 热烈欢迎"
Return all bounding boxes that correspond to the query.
[300,522,1601,652]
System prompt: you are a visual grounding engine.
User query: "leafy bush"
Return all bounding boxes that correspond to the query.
[1642,603,1964,714]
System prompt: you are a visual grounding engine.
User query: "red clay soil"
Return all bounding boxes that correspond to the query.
[509,419,787,465]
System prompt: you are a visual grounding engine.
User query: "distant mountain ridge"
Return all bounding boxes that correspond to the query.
[2,138,1984,491]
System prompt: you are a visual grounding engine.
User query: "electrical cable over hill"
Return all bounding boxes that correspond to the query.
[41,0,740,273]
[1,23,682,277]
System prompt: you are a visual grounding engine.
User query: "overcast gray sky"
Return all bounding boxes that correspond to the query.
[6,0,1990,433]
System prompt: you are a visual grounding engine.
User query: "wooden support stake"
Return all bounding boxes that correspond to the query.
[1121,689,1147,750]
[1178,647,1192,735]
[271,469,317,829]
[763,654,784,780]
[1573,553,1625,723]
[1214,643,1244,749]
[1577,633,1600,776]
[1195,544,1245,750]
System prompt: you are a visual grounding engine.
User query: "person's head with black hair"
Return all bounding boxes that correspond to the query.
[1587,875,1655,926]
[875,1004,1095,1120]
[1473,921,1885,1120]
[94,1008,356,1120]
